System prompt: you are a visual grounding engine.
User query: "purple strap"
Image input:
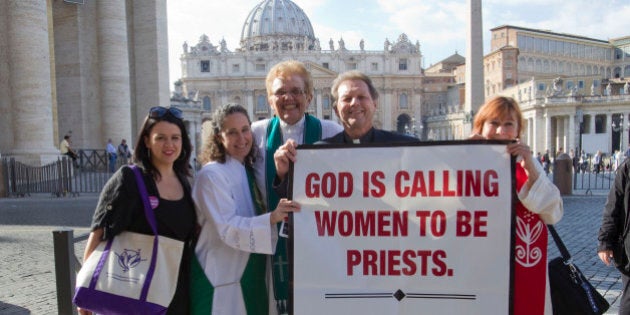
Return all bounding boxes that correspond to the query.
[90,165,158,301]
[130,165,160,302]
[86,165,161,303]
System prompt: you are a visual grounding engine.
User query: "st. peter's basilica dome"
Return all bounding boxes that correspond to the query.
[240,0,320,52]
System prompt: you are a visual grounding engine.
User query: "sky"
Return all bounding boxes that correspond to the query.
[166,0,630,90]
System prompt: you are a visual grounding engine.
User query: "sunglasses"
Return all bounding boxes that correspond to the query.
[149,106,183,119]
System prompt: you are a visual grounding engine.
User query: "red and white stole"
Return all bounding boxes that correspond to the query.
[513,164,547,315]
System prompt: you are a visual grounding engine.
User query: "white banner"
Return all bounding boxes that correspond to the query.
[290,142,514,315]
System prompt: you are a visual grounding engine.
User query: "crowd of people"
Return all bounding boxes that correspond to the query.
[76,59,614,315]
[533,146,630,175]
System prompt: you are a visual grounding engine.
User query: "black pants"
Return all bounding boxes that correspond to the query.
[621,273,630,315]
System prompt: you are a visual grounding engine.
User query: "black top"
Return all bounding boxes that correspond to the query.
[318,127,420,145]
[91,165,196,314]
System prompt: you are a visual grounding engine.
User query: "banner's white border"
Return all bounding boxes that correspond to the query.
[289,142,515,315]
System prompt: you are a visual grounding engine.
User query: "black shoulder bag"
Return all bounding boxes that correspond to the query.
[547,225,609,315]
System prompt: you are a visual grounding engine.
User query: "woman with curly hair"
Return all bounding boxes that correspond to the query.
[191,104,300,315]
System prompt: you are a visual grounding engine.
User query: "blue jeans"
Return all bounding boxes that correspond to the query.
[108,154,117,172]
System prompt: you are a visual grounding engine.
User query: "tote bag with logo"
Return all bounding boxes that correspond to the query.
[73,165,184,314]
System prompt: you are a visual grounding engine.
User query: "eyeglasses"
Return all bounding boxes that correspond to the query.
[149,106,183,119]
[273,88,306,98]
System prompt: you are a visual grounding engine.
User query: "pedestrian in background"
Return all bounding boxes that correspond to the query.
[598,158,630,315]
[470,96,563,315]
[106,138,117,172]
[60,134,79,167]
[117,138,131,165]
[542,149,550,174]
[79,106,196,315]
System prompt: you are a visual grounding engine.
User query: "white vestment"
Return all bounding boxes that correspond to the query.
[251,115,343,203]
[193,156,278,315]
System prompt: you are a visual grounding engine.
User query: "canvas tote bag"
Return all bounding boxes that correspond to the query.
[73,165,184,314]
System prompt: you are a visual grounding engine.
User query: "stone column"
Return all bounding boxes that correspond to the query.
[545,113,552,152]
[607,113,613,154]
[98,0,132,146]
[382,89,392,130]
[246,90,254,118]
[568,114,576,153]
[0,1,13,153]
[8,1,58,164]
[315,89,323,118]
[131,0,169,133]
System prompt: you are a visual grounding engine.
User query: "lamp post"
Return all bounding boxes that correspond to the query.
[612,115,624,153]
[621,115,625,153]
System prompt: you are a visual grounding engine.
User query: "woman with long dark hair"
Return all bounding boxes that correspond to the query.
[79,106,196,314]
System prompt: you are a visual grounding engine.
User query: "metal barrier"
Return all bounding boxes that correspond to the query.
[53,229,89,315]
[571,160,615,194]
[2,157,73,197]
[2,149,113,197]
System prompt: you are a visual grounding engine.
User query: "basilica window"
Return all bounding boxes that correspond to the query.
[322,95,331,110]
[595,114,606,134]
[399,93,408,109]
[399,59,408,71]
[201,60,210,72]
[256,95,267,113]
[582,115,591,133]
[256,63,266,72]
[232,64,240,73]
[346,63,357,70]
[322,62,329,69]
[371,63,379,71]
[203,96,211,111]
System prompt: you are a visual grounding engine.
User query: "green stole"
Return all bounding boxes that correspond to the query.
[265,115,322,312]
[190,165,269,315]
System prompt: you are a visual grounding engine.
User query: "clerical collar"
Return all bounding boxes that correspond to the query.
[343,128,375,144]
[279,116,305,138]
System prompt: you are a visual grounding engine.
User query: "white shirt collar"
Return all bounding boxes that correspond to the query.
[279,116,306,143]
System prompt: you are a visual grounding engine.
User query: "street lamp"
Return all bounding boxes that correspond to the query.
[621,115,625,153]
[612,115,624,153]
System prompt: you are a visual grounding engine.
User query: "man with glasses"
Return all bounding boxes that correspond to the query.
[251,60,342,314]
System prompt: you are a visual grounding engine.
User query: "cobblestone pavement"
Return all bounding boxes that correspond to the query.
[0,193,623,314]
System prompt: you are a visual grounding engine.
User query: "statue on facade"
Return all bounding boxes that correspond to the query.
[384,38,391,52]
[624,82,630,95]
[314,38,321,50]
[606,83,612,96]
[551,77,563,96]
[220,39,227,53]
[591,83,596,96]
[183,41,188,53]
[359,39,365,51]
[329,38,334,51]
[338,38,345,50]
[569,85,578,96]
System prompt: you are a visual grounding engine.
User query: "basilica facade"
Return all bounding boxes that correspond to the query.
[176,0,434,146]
